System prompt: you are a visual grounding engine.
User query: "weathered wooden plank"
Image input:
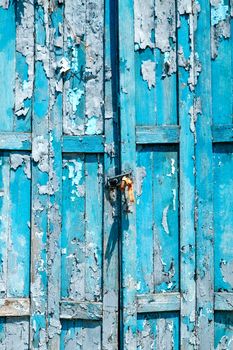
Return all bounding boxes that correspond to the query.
[136,148,154,294]
[178,9,196,349]
[214,312,233,349]
[0,299,30,317]
[102,0,119,347]
[0,317,29,349]
[63,136,105,153]
[155,0,177,125]
[212,124,233,142]
[136,126,180,144]
[30,1,50,347]
[153,145,179,293]
[119,0,137,346]
[61,155,85,300]
[211,1,232,125]
[195,1,214,348]
[63,0,86,135]
[0,1,15,132]
[213,144,233,293]
[8,153,31,298]
[85,0,104,135]
[14,0,34,131]
[137,312,179,350]
[60,301,102,320]
[215,293,233,311]
[0,154,10,298]
[47,2,63,348]
[0,133,31,151]
[135,48,157,126]
[85,155,103,302]
[137,292,180,313]
[61,320,102,349]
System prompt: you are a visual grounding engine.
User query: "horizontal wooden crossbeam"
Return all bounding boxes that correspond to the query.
[136,126,180,144]
[137,292,180,313]
[212,125,233,143]
[60,300,102,320]
[62,135,105,153]
[0,126,232,153]
[0,133,31,151]
[0,298,30,317]
[0,292,232,318]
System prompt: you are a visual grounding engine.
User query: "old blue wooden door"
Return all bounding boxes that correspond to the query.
[118,0,233,349]
[0,0,232,349]
[0,0,119,348]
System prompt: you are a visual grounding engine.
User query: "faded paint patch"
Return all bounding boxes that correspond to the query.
[134,0,155,50]
[211,0,231,58]
[10,154,31,179]
[136,166,146,197]
[220,260,233,288]
[63,159,84,199]
[162,205,170,234]
[156,318,174,350]
[141,60,156,90]
[189,97,202,143]
[32,136,49,173]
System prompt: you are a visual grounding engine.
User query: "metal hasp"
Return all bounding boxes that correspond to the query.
[106,171,132,188]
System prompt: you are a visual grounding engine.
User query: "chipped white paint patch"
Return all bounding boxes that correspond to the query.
[32,135,49,173]
[134,0,154,50]
[162,205,170,234]
[211,0,229,26]
[141,60,156,90]
[10,154,31,179]
[63,159,84,198]
[167,158,176,177]
[172,189,176,211]
[67,88,84,113]
[136,166,146,198]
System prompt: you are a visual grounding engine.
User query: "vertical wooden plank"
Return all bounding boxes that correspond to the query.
[134,0,156,126]
[61,320,102,349]
[0,154,10,298]
[155,0,177,125]
[14,0,34,131]
[178,8,196,349]
[103,0,119,347]
[63,0,86,135]
[85,155,103,302]
[119,0,137,347]
[215,312,233,349]
[137,313,179,350]
[195,1,214,348]
[213,144,233,292]
[5,317,29,350]
[61,155,85,301]
[8,153,31,298]
[85,0,104,135]
[153,146,179,293]
[47,2,63,348]
[31,1,49,347]
[136,148,154,294]
[0,1,15,131]
[211,0,232,124]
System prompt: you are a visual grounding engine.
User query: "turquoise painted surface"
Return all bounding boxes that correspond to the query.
[61,320,101,349]
[136,145,179,294]
[214,144,233,291]
[137,313,179,349]
[61,154,103,301]
[0,152,31,298]
[215,312,233,349]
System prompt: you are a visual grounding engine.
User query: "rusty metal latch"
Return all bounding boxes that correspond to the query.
[107,172,135,210]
